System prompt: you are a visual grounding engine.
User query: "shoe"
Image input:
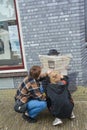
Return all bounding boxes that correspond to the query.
[52,118,63,126]
[22,113,37,123]
[70,112,75,119]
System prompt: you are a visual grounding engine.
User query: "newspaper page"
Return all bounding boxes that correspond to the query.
[39,54,72,75]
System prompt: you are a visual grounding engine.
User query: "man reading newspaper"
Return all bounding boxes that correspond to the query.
[39,49,72,75]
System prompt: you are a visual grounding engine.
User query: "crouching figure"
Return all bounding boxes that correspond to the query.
[45,70,75,126]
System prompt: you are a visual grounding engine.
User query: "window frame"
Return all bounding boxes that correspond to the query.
[0,0,27,74]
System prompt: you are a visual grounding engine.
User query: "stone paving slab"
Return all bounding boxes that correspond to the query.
[0,87,87,130]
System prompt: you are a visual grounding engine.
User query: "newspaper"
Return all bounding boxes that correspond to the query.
[39,54,72,75]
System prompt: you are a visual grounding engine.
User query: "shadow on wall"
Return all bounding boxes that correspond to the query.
[68,72,78,92]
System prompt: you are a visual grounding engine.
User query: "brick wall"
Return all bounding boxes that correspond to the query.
[13,0,87,90]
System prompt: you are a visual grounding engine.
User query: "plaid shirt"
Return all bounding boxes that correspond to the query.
[15,76,46,103]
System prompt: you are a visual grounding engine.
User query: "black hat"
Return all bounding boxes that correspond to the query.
[47,49,60,56]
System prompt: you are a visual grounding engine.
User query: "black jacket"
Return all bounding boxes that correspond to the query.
[45,76,74,118]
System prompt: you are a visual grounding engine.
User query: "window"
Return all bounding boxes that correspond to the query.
[0,0,25,72]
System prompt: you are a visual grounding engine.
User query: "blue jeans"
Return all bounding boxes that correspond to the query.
[27,100,47,118]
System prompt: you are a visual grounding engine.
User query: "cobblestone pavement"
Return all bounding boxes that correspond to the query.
[0,87,87,130]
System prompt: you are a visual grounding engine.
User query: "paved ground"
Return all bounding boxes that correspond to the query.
[0,87,87,130]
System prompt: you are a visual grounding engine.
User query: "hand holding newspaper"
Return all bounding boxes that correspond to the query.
[39,54,72,75]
